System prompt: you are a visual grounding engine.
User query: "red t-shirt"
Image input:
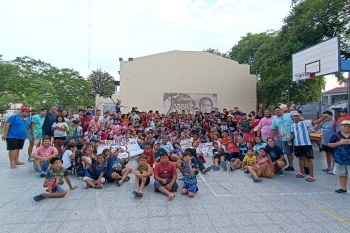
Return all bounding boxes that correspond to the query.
[337,116,350,124]
[82,117,91,133]
[154,161,177,180]
[143,149,154,166]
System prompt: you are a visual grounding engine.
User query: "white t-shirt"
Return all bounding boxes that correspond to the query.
[82,156,91,169]
[62,150,73,169]
[52,122,68,137]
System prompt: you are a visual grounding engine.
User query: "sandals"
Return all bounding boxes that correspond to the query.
[322,168,331,172]
[124,176,130,182]
[335,189,347,194]
[296,173,305,178]
[135,191,143,197]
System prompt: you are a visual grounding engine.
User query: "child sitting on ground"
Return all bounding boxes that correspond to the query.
[33,158,77,201]
[180,151,198,198]
[83,154,108,189]
[247,148,274,182]
[106,148,132,186]
[241,149,257,173]
[133,155,152,197]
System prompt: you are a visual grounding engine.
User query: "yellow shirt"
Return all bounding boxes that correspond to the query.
[243,155,257,166]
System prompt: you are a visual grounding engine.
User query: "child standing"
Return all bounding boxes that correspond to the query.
[133,155,152,197]
[329,120,350,193]
[83,154,108,189]
[33,158,77,201]
[180,152,198,198]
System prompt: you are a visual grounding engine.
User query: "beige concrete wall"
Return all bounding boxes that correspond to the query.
[119,51,256,113]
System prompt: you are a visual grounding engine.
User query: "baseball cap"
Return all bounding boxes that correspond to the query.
[290,111,300,116]
[341,120,350,125]
[340,108,347,113]
[21,107,31,112]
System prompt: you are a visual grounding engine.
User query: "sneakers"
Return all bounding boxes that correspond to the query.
[178,175,185,180]
[326,170,334,175]
[27,158,34,162]
[304,167,310,175]
[306,176,315,182]
[284,166,295,171]
[39,170,46,177]
[226,161,231,171]
[201,167,211,174]
[230,162,236,171]
[277,170,284,176]
[33,194,44,202]
[220,161,227,171]
[296,173,305,178]
[322,168,331,172]
[211,165,220,171]
[335,189,347,194]
[243,168,249,173]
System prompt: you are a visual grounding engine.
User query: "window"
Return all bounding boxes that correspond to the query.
[332,97,336,104]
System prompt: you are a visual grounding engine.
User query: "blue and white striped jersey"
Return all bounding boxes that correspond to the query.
[291,121,312,146]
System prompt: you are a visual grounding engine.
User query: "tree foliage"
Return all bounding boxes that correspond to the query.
[226,0,348,109]
[87,69,115,97]
[0,56,94,112]
[203,48,228,58]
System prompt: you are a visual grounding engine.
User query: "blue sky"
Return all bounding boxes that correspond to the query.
[1,0,294,80]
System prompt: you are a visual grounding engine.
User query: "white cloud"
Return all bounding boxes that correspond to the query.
[0,0,292,79]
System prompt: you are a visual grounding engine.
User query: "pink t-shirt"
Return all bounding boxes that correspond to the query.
[258,156,274,171]
[34,146,58,158]
[258,116,280,141]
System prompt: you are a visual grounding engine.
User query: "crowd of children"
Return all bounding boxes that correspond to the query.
[28,103,350,202]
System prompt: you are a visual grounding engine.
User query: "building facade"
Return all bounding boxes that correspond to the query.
[119,50,256,114]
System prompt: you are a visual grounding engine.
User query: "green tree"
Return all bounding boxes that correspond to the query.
[87,69,115,97]
[0,55,17,112]
[228,31,276,74]
[203,48,228,58]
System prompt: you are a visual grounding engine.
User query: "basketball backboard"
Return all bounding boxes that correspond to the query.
[292,36,340,82]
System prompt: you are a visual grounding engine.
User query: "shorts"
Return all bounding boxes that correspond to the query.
[28,131,43,141]
[154,180,178,192]
[139,176,150,186]
[226,152,239,161]
[54,136,67,141]
[42,130,54,137]
[322,145,334,154]
[82,176,106,184]
[294,145,314,159]
[333,163,350,177]
[6,138,25,150]
[263,172,274,178]
[33,161,49,171]
[51,184,66,193]
[282,141,293,154]
[174,148,182,154]
[182,182,197,193]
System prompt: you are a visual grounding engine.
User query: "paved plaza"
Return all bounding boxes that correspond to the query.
[1,140,350,233]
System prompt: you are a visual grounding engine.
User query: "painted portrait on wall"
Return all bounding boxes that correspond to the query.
[163,93,218,114]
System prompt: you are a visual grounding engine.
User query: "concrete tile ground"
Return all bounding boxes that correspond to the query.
[1,141,350,233]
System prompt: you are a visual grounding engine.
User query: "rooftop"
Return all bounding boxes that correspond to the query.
[323,86,348,94]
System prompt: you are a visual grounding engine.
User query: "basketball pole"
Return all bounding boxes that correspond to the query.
[288,75,291,107]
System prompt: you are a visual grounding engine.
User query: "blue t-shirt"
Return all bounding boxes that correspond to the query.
[253,143,267,155]
[90,160,108,180]
[271,113,294,141]
[181,161,197,185]
[265,145,284,163]
[321,121,341,145]
[107,157,124,175]
[6,115,31,140]
[328,132,350,165]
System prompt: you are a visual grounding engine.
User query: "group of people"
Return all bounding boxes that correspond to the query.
[2,102,350,203]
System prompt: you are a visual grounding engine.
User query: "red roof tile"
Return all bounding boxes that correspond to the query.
[323,87,348,94]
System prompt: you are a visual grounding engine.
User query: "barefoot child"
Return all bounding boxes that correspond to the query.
[133,155,152,197]
[154,153,177,201]
[180,152,198,198]
[83,154,107,189]
[33,158,77,201]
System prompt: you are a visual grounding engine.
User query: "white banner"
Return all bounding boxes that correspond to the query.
[180,139,214,157]
[97,138,144,158]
